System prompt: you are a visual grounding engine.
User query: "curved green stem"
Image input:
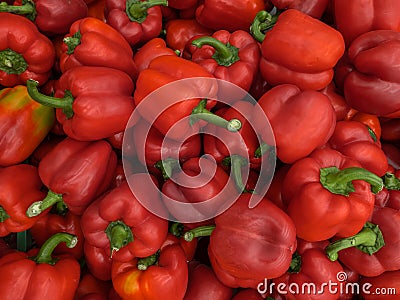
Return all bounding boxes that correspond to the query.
[105,220,134,257]
[192,36,240,67]
[222,155,249,193]
[184,225,215,242]
[325,222,385,261]
[0,0,36,21]
[26,190,64,217]
[190,99,242,132]
[154,158,180,180]
[320,166,383,196]
[137,250,160,270]
[0,48,28,75]
[169,222,184,238]
[32,233,78,265]
[26,79,74,119]
[63,31,82,55]
[250,10,280,43]
[382,172,400,190]
[126,0,168,23]
[0,206,10,222]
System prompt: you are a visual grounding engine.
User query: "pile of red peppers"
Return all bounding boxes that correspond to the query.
[0,0,400,299]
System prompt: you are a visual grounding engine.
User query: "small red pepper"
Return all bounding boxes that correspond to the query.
[345,110,382,141]
[26,66,136,141]
[60,17,138,80]
[282,148,383,242]
[0,12,56,87]
[0,233,80,300]
[104,0,168,47]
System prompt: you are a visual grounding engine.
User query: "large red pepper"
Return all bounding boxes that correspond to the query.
[342,30,400,118]
[0,233,80,300]
[333,0,400,46]
[282,148,383,242]
[60,17,138,80]
[270,0,330,19]
[0,85,54,166]
[0,12,55,87]
[254,84,336,164]
[0,164,48,237]
[195,0,266,32]
[360,270,400,300]
[1,0,88,36]
[189,30,261,94]
[252,9,345,90]
[184,193,297,289]
[104,0,167,47]
[74,271,113,300]
[26,137,117,216]
[111,234,188,300]
[26,65,136,141]
[80,174,169,262]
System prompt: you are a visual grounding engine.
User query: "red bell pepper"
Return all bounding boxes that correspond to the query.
[80,174,169,262]
[333,0,400,46]
[343,30,400,118]
[320,82,351,122]
[377,170,400,210]
[60,17,138,80]
[345,110,382,141]
[26,137,117,216]
[0,85,54,166]
[168,222,198,262]
[111,234,188,300]
[189,30,261,94]
[252,9,345,90]
[0,233,80,300]
[195,0,266,32]
[360,270,400,300]
[26,65,136,141]
[282,148,383,242]
[2,0,88,36]
[168,0,197,10]
[270,0,330,19]
[74,271,113,300]
[83,241,113,281]
[29,134,64,166]
[232,289,266,300]
[254,84,336,164]
[183,260,233,300]
[327,120,388,177]
[104,0,167,47]
[0,164,48,237]
[87,0,106,21]
[380,118,400,142]
[184,193,297,289]
[0,12,55,87]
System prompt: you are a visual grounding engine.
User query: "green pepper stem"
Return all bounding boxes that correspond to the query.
[26,79,74,118]
[288,252,302,273]
[137,250,160,270]
[191,36,240,67]
[184,225,215,242]
[325,222,385,261]
[169,222,184,238]
[223,155,249,193]
[191,99,242,132]
[154,158,180,180]
[0,0,36,21]
[33,233,78,265]
[383,172,400,190]
[0,48,28,75]
[26,190,64,218]
[320,166,383,196]
[63,31,82,55]
[105,220,134,257]
[0,206,10,222]
[126,0,168,23]
[250,10,280,43]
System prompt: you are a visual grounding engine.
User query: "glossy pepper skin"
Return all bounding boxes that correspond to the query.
[0,164,47,237]
[195,0,266,32]
[343,30,400,118]
[26,66,135,141]
[333,0,400,46]
[0,12,55,87]
[360,270,400,300]
[282,148,383,242]
[189,30,261,94]
[0,233,80,300]
[255,9,345,90]
[104,0,167,47]
[254,84,336,164]
[111,234,188,300]
[0,85,54,166]
[60,17,138,80]
[27,137,117,216]
[270,0,329,19]
[5,0,88,36]
[80,174,169,262]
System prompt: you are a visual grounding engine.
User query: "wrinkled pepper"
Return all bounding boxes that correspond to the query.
[26,65,136,141]
[0,85,54,166]
[0,233,80,300]
[282,148,383,242]
[2,0,88,36]
[26,137,117,216]
[252,9,345,90]
[0,12,55,86]
[60,17,138,80]
[104,0,167,47]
